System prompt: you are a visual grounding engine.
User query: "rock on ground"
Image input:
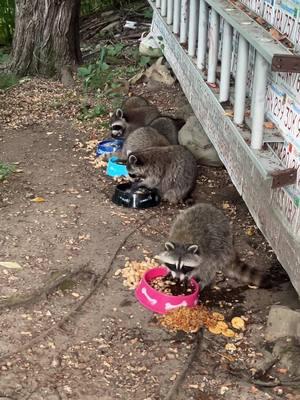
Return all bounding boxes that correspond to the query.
[265,305,300,340]
[178,115,223,167]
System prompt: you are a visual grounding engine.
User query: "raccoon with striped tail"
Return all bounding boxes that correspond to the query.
[110,96,160,139]
[157,203,268,288]
[149,116,182,145]
[126,145,197,204]
[121,126,170,159]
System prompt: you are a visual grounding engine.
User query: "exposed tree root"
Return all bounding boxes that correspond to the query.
[0,216,152,363]
[0,263,90,311]
[164,328,204,400]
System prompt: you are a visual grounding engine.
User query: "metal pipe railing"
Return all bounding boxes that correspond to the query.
[251,53,269,149]
[167,0,174,24]
[233,36,249,124]
[188,0,198,56]
[207,9,219,84]
[219,21,232,102]
[180,0,189,43]
[153,0,283,151]
[197,0,208,70]
[161,0,167,16]
[173,0,181,34]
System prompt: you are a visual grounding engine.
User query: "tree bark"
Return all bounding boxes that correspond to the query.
[11,0,82,77]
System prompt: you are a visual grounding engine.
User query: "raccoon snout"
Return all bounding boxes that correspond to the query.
[111,130,122,138]
[128,173,142,183]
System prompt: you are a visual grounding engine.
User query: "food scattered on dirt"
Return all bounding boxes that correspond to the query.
[212,312,225,321]
[150,276,194,296]
[222,328,236,338]
[159,305,220,333]
[91,154,108,169]
[231,316,246,331]
[225,343,237,352]
[118,257,159,289]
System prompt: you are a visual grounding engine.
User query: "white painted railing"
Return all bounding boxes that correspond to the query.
[147,0,300,296]
[149,0,295,151]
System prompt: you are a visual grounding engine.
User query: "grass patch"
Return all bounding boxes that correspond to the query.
[0,162,15,181]
[0,72,19,89]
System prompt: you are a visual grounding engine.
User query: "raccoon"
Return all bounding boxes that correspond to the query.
[150,116,179,145]
[157,203,266,288]
[126,145,197,204]
[110,96,160,139]
[121,126,170,159]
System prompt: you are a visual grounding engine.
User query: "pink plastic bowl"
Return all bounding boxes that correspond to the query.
[135,266,200,314]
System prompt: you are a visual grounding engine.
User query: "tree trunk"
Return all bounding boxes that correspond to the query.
[11,0,82,77]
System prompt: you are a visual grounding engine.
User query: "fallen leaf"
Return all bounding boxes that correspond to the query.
[31,197,46,203]
[231,317,246,330]
[0,261,23,270]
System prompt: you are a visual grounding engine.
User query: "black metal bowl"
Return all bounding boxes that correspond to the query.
[112,183,161,209]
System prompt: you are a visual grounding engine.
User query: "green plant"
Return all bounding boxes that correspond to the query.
[143,7,153,19]
[78,103,108,120]
[78,47,111,91]
[0,162,15,181]
[0,73,19,89]
[0,0,15,45]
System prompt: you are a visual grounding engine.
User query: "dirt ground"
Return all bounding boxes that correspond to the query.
[0,78,299,400]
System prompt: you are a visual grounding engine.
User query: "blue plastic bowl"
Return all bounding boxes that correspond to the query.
[107,157,128,177]
[96,139,124,156]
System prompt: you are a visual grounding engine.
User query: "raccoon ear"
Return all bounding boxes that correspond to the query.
[165,241,175,251]
[187,244,199,254]
[128,154,143,166]
[128,154,138,165]
[109,112,113,118]
[116,108,123,119]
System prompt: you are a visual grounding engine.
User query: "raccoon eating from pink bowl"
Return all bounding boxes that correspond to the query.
[135,267,200,314]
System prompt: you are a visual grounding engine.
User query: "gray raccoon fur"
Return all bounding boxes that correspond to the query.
[126,145,197,204]
[157,203,265,288]
[121,126,170,158]
[110,96,160,139]
[150,116,179,145]
[121,95,149,109]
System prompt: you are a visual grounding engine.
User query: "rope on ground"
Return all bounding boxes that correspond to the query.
[0,215,153,363]
[164,328,204,400]
[0,262,90,311]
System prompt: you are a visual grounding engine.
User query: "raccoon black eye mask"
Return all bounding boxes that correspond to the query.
[164,262,195,275]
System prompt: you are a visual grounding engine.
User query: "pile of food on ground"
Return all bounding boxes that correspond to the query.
[159,307,246,336]
[150,276,194,296]
[116,257,159,289]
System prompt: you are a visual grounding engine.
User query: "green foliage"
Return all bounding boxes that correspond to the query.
[0,48,9,63]
[78,47,111,90]
[0,162,15,181]
[143,7,153,19]
[0,0,15,45]
[0,72,18,89]
[78,104,108,120]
